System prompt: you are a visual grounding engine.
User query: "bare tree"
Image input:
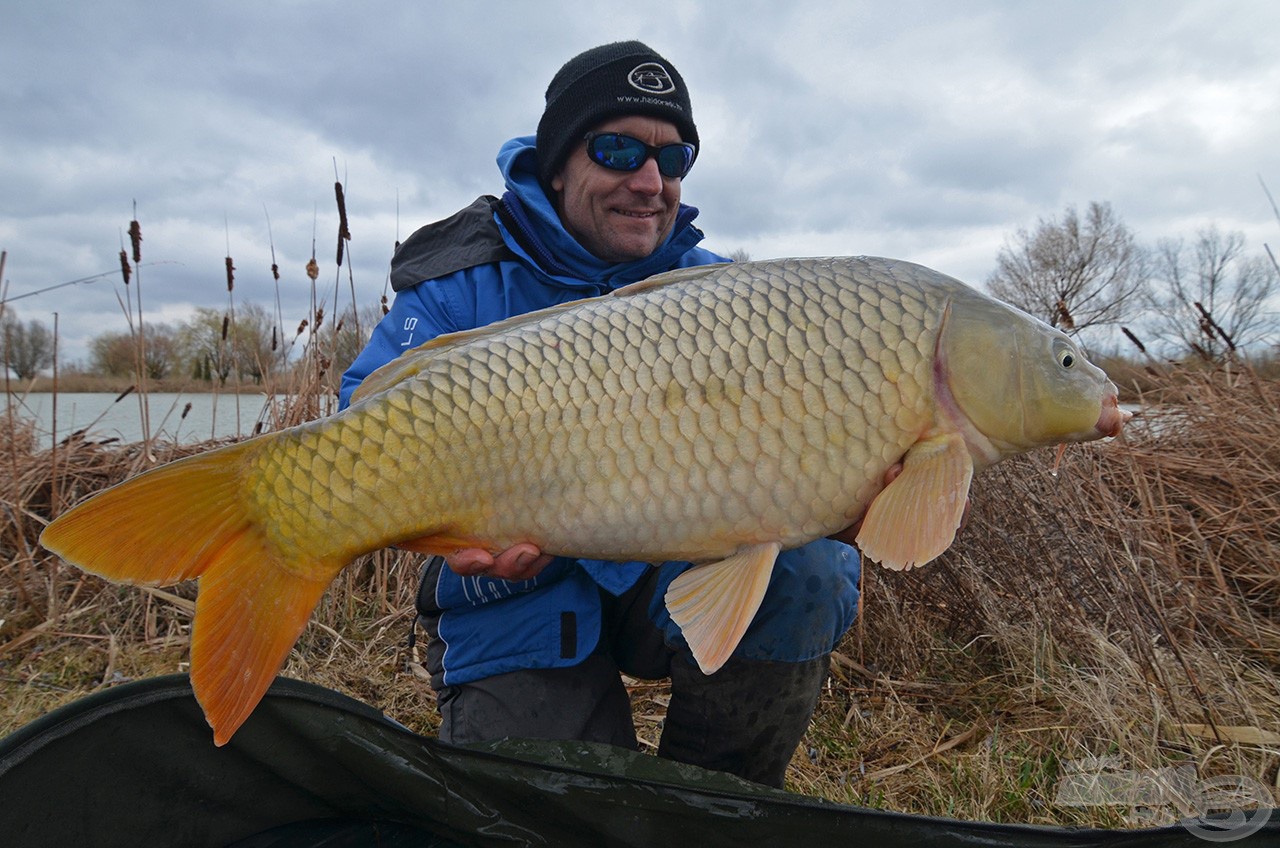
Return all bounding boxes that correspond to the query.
[1146,225,1279,359]
[181,307,236,384]
[232,303,289,384]
[88,330,138,377]
[180,303,287,385]
[89,323,181,378]
[2,311,56,380]
[986,201,1149,338]
[143,324,182,379]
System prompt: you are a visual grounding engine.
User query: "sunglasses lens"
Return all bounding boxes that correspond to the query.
[656,144,695,178]
[586,133,695,178]
[589,134,647,170]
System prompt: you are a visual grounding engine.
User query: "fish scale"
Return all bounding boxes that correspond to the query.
[242,258,939,566]
[41,255,1128,745]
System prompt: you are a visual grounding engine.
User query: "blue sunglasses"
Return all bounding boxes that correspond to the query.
[584,132,697,179]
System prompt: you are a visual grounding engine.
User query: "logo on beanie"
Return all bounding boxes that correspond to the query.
[627,62,676,95]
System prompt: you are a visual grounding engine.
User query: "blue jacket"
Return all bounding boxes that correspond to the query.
[340,136,726,405]
[340,137,858,685]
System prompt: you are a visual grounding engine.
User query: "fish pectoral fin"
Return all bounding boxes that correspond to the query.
[856,433,974,572]
[663,541,781,675]
[194,547,342,746]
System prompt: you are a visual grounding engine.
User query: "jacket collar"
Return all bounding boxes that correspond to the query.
[495,136,706,289]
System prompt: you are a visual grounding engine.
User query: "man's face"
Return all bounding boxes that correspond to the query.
[551,115,685,263]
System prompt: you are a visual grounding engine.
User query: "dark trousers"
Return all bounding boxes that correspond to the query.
[420,559,830,788]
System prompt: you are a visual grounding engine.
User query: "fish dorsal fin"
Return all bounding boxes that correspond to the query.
[610,262,727,297]
[348,349,433,406]
[856,433,974,571]
[349,298,599,404]
[351,263,729,405]
[663,541,781,675]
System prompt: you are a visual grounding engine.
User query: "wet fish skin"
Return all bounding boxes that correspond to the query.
[40,256,1127,745]
[254,258,938,563]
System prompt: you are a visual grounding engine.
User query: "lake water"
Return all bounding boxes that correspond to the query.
[3,391,286,444]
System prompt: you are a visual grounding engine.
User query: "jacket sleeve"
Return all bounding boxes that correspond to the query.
[338,278,465,410]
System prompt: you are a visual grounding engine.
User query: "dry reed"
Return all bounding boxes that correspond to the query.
[2,366,1277,826]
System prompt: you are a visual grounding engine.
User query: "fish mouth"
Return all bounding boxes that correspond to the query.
[1095,394,1131,438]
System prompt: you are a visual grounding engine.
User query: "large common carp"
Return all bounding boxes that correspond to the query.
[41,256,1129,745]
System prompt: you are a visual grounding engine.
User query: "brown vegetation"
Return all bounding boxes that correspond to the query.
[2,366,1278,826]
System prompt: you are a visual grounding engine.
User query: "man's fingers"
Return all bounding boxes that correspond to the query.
[446,549,496,576]
[491,542,551,580]
[445,542,552,580]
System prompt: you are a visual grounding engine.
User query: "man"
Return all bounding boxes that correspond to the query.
[340,41,861,788]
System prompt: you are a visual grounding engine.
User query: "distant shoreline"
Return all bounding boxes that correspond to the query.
[5,375,286,395]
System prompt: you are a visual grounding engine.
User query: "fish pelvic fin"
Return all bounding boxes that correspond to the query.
[40,440,345,746]
[856,433,974,571]
[664,541,781,675]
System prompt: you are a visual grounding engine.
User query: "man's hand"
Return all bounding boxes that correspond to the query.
[446,542,553,581]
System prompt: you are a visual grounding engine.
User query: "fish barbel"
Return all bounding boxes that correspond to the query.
[40,256,1129,745]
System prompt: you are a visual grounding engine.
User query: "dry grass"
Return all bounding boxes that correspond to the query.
[3,365,1278,826]
[788,366,1280,824]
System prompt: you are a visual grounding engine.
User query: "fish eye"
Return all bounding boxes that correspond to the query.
[1055,344,1077,369]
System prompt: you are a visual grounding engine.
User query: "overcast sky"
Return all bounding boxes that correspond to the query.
[3,1,1279,365]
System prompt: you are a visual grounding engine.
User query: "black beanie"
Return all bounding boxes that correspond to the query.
[536,41,699,189]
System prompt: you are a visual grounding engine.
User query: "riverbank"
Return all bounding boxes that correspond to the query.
[7,374,285,395]
[3,367,1278,827]
[15,354,1276,401]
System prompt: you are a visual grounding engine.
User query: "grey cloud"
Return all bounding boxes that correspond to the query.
[3,1,1279,365]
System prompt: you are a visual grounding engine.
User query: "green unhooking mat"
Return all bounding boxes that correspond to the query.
[0,675,1274,846]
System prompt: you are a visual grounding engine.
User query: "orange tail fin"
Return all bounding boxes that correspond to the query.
[40,442,345,745]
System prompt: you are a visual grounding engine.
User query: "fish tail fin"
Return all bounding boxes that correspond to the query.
[40,441,344,745]
[193,544,334,745]
[40,445,261,585]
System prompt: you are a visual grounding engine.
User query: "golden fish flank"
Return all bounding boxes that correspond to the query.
[39,256,1128,746]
